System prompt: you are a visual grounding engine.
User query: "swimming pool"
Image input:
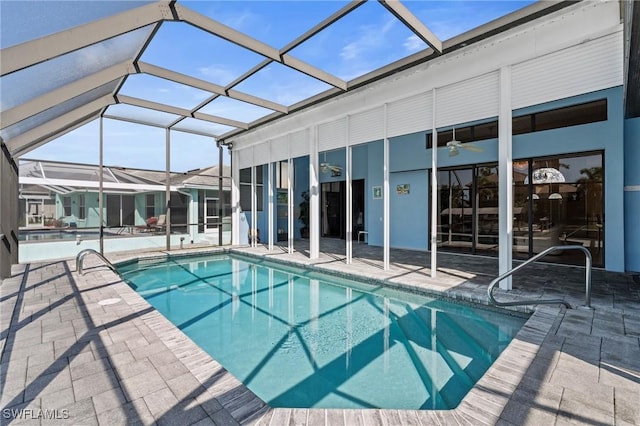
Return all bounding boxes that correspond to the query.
[119,253,528,410]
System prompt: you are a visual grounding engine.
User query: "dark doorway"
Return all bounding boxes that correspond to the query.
[106,194,135,227]
[321,179,364,239]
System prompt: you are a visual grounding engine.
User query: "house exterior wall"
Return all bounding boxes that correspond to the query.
[229,2,632,272]
[624,117,640,273]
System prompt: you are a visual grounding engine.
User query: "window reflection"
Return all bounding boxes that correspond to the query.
[435,152,603,267]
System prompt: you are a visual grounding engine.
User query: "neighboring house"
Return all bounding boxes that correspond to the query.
[18,159,231,243]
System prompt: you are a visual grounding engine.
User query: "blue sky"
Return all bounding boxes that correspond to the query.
[2,0,534,172]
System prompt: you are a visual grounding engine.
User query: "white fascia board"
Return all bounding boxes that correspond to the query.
[20,177,178,193]
[227,1,622,150]
[2,61,133,128]
[1,1,173,76]
[8,95,114,156]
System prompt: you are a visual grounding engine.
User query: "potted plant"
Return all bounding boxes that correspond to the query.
[298,190,310,238]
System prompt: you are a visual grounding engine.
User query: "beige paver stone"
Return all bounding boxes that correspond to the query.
[289,408,308,426]
[71,369,119,401]
[119,369,167,401]
[40,386,76,410]
[96,398,155,426]
[343,409,364,426]
[166,371,205,400]
[91,387,127,414]
[142,387,178,418]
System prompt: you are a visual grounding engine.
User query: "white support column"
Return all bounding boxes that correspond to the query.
[99,116,104,255]
[499,66,514,289]
[383,104,390,271]
[430,88,438,278]
[268,161,274,251]
[165,128,171,251]
[231,147,240,246]
[346,116,352,264]
[189,190,197,244]
[309,127,320,259]
[287,155,294,254]
[251,165,257,248]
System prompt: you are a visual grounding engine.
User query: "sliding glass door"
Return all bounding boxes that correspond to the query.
[434,152,603,266]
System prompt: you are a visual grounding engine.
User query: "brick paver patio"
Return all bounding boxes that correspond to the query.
[1,241,638,425]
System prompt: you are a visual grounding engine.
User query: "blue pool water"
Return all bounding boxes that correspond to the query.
[119,253,528,410]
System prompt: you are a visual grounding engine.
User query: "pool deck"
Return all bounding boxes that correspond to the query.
[1,240,638,425]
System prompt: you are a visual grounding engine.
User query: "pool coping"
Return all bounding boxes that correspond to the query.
[105,247,561,425]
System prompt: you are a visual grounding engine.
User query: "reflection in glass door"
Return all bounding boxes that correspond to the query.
[436,166,499,255]
[26,199,45,227]
[475,165,499,253]
[513,152,603,267]
[437,168,473,253]
[205,198,219,234]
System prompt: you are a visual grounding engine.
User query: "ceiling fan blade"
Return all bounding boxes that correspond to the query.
[462,145,483,152]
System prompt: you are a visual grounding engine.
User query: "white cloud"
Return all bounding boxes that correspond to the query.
[340,17,396,62]
[403,34,424,54]
[197,65,238,85]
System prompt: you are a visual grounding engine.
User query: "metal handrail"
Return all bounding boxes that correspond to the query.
[488,245,592,310]
[75,248,119,276]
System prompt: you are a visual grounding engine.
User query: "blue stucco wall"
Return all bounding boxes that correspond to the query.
[624,116,640,273]
[245,86,628,272]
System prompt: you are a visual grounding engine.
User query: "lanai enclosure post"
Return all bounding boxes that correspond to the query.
[165,128,171,251]
[309,126,320,260]
[498,66,514,289]
[430,88,438,278]
[99,116,104,255]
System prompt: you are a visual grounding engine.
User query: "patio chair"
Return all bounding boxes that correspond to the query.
[135,216,158,233]
[153,214,166,233]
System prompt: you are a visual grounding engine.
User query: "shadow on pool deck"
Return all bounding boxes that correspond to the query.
[1,240,638,425]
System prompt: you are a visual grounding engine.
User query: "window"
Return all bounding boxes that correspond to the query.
[146,194,155,219]
[532,99,607,131]
[239,166,264,212]
[276,161,289,189]
[426,99,607,148]
[78,194,86,219]
[63,196,71,216]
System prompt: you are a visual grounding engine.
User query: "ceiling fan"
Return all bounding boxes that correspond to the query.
[320,152,342,174]
[446,128,483,157]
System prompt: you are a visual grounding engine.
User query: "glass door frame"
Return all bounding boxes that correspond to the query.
[204,197,219,234]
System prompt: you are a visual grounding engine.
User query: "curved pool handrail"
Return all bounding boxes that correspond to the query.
[76,248,119,276]
[488,245,593,310]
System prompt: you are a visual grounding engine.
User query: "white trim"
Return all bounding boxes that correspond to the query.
[383,104,390,271]
[19,177,179,192]
[268,162,274,251]
[430,88,438,278]
[345,116,352,264]
[624,186,640,191]
[498,66,514,290]
[310,126,320,259]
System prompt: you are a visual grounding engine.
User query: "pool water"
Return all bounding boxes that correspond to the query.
[119,253,528,410]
